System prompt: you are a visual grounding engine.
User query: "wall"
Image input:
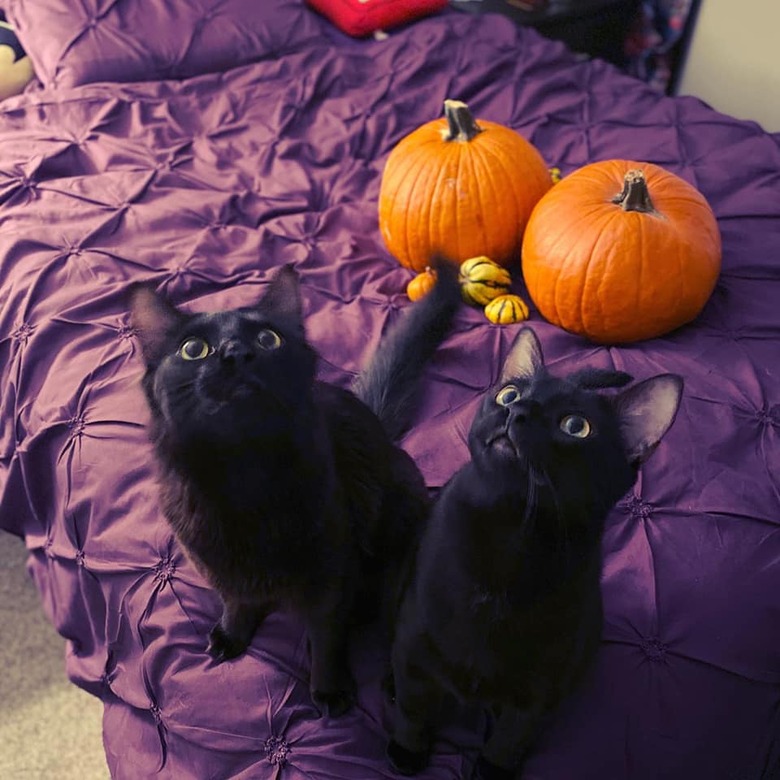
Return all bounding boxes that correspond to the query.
[678,1,780,133]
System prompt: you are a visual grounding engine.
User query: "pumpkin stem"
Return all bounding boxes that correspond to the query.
[612,169,657,213]
[443,99,483,142]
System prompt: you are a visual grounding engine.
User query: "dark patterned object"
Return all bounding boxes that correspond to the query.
[625,0,697,91]
[452,0,642,66]
[0,1,779,778]
[0,17,26,62]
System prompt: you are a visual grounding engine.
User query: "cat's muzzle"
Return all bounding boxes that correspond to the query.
[486,432,520,460]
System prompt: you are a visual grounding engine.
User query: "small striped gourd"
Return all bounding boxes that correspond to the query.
[484,294,530,325]
[459,256,512,307]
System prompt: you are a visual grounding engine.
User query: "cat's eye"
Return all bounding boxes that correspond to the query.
[560,415,592,438]
[256,328,282,351]
[496,385,522,407]
[179,337,211,361]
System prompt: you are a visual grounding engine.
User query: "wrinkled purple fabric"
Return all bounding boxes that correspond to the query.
[6,0,323,88]
[1,4,779,779]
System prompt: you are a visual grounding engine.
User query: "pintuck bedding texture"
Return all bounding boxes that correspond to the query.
[1,1,779,778]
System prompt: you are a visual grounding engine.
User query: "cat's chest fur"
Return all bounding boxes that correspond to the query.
[411,467,603,703]
[161,442,333,601]
[154,382,375,605]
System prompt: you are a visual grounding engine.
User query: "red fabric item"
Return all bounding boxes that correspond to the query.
[305,0,449,37]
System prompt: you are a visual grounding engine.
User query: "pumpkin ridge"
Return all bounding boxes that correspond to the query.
[540,204,607,332]
[454,140,469,260]
[468,146,494,259]
[672,227,715,322]
[639,215,691,334]
[606,207,652,340]
[454,139,472,257]
[595,209,661,341]
[480,134,545,236]
[569,218,608,337]
[431,142,461,260]
[472,144,507,259]
[381,142,435,267]
[676,239,687,327]
[388,140,435,189]
[479,139,524,253]
[394,156,425,269]
[659,194,719,243]
[567,207,620,336]
[633,214,646,332]
[404,145,443,267]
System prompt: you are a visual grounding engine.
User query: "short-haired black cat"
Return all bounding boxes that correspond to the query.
[129,263,460,717]
[384,326,683,778]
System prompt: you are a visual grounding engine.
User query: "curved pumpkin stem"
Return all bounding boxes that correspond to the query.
[612,169,658,213]
[443,99,483,142]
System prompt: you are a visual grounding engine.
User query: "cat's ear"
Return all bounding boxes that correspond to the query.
[129,284,184,365]
[259,264,304,332]
[500,327,544,384]
[615,374,683,467]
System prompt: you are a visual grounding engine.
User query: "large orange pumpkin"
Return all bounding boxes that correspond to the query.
[378,99,552,272]
[521,160,721,344]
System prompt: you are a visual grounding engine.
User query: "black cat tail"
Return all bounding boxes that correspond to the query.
[354,257,461,441]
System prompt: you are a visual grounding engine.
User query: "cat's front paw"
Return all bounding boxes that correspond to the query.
[387,739,429,776]
[207,624,249,662]
[310,687,355,718]
[471,756,516,780]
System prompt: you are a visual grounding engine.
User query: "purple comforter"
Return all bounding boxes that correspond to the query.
[1,2,779,778]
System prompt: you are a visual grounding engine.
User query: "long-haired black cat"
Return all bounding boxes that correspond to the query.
[129,263,460,717]
[372,325,683,778]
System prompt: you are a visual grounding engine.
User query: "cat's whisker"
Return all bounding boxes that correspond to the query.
[542,468,571,557]
[519,461,542,542]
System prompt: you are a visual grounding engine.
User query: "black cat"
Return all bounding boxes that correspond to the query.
[129,263,460,717]
[380,326,683,778]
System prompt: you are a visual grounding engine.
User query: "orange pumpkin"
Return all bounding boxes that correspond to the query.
[406,267,437,301]
[378,99,552,272]
[521,160,721,344]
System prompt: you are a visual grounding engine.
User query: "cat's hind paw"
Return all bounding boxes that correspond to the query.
[386,740,429,776]
[311,687,355,718]
[207,624,249,662]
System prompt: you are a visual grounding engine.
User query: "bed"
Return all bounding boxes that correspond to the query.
[1,1,778,778]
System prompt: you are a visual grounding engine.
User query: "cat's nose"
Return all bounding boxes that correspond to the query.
[509,401,540,423]
[219,339,253,366]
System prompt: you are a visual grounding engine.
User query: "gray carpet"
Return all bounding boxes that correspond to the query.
[0,532,109,779]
